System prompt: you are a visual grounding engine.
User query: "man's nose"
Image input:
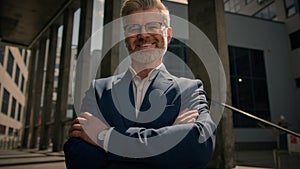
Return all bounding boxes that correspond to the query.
[138,26,150,38]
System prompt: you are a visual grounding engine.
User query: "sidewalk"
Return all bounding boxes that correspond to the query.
[0,149,66,169]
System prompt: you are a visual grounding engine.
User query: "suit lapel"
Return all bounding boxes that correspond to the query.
[111,70,136,127]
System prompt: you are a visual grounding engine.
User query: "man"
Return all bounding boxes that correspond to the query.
[64,0,216,168]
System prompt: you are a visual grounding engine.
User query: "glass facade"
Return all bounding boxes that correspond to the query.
[15,65,20,86]
[229,46,270,128]
[254,3,277,20]
[1,88,10,115]
[6,51,14,77]
[0,46,4,65]
[285,0,299,17]
[10,97,16,119]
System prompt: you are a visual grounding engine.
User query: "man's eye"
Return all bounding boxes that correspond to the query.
[127,25,140,33]
[147,23,161,30]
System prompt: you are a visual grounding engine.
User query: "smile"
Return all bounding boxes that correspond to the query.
[137,43,156,49]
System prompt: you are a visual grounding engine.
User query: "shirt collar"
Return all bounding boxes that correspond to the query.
[129,63,163,81]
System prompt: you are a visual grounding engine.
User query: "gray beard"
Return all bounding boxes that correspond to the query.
[130,48,166,64]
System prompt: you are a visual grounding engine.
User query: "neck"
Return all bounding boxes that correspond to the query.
[131,58,162,73]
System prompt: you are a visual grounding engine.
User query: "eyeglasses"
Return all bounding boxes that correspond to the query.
[124,22,166,35]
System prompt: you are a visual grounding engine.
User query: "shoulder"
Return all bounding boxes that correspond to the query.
[93,73,125,89]
[173,76,203,88]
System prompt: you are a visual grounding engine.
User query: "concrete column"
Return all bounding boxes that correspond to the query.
[188,0,235,168]
[21,47,37,148]
[52,9,74,152]
[275,0,287,21]
[100,0,121,78]
[74,0,93,114]
[39,25,59,150]
[29,36,47,149]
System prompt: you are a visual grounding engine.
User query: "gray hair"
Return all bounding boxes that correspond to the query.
[121,0,170,26]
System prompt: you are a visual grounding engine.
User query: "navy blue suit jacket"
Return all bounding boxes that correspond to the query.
[64,66,216,169]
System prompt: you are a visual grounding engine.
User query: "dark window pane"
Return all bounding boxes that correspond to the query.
[18,48,23,56]
[229,46,236,76]
[8,127,13,136]
[20,75,25,92]
[250,50,266,78]
[0,45,4,65]
[237,78,254,109]
[289,29,300,50]
[24,50,28,65]
[1,89,10,115]
[228,45,270,128]
[0,125,6,135]
[233,110,257,128]
[253,79,270,110]
[10,97,16,118]
[17,104,22,121]
[230,77,238,106]
[15,65,20,85]
[7,51,14,77]
[235,47,251,76]
[295,77,300,88]
[17,103,22,121]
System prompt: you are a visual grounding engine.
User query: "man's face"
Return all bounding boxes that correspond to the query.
[124,8,172,64]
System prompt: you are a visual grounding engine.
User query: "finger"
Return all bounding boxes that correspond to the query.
[69,130,83,138]
[73,118,80,124]
[77,117,87,125]
[78,112,93,119]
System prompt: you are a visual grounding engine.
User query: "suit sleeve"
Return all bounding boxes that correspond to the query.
[106,80,216,169]
[64,81,109,169]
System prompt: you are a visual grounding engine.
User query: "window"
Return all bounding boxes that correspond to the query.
[254,3,277,20]
[289,29,300,50]
[245,0,254,5]
[24,50,28,66]
[6,51,14,77]
[8,127,14,136]
[0,45,4,65]
[224,0,241,12]
[1,88,10,115]
[0,125,6,135]
[18,48,23,56]
[285,0,299,17]
[17,103,22,121]
[15,65,20,86]
[10,97,16,119]
[229,46,270,128]
[20,75,25,93]
[296,77,300,88]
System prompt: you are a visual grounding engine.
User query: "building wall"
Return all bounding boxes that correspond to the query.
[0,46,29,148]
[225,13,299,142]
[163,1,299,144]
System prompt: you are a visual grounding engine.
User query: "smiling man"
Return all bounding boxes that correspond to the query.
[64,0,216,169]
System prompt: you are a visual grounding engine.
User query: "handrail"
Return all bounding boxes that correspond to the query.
[222,103,300,138]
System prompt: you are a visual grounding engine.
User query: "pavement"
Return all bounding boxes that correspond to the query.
[0,148,299,169]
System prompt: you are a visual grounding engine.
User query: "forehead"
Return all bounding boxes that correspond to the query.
[123,8,165,25]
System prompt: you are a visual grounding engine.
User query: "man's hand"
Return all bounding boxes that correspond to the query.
[173,109,199,125]
[69,112,109,146]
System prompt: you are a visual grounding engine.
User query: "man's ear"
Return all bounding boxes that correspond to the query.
[167,27,173,44]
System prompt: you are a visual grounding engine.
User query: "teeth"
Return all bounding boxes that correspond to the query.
[142,44,152,47]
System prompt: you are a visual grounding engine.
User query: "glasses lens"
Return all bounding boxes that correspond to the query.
[125,22,163,35]
[145,22,162,33]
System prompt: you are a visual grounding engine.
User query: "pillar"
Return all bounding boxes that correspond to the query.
[74,0,94,114]
[100,0,122,78]
[39,25,59,150]
[29,36,47,149]
[21,47,37,149]
[188,0,235,168]
[52,9,74,152]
